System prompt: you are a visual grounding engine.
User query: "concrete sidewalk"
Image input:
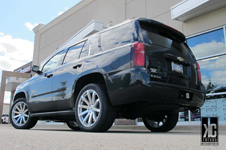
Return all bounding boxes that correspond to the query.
[111,125,226,133]
[28,123,226,133]
[2,123,226,133]
[1,124,225,150]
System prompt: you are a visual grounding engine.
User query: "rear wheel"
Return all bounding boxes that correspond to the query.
[10,98,37,129]
[66,121,80,130]
[75,84,116,132]
[142,113,178,132]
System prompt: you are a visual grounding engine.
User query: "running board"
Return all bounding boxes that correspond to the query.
[30,110,74,117]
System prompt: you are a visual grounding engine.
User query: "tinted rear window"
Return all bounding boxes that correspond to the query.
[140,21,193,56]
[100,23,135,51]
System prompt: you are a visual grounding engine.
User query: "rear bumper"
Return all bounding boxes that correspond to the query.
[141,81,205,108]
[108,68,205,109]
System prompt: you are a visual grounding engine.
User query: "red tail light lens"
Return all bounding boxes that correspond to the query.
[132,42,145,67]
[196,62,201,82]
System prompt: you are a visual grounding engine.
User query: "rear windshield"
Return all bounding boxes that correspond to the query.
[139,21,194,57]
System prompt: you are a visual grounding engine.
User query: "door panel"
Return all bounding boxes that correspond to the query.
[29,71,54,113]
[52,41,87,111]
[29,50,66,113]
[52,60,84,110]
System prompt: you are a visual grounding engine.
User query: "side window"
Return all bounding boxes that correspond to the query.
[63,42,85,64]
[80,40,89,58]
[100,23,134,51]
[90,35,101,55]
[42,50,65,73]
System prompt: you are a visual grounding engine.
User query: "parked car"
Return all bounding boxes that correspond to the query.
[1,114,9,124]
[10,18,205,132]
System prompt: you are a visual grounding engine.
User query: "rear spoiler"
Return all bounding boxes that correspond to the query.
[137,18,186,43]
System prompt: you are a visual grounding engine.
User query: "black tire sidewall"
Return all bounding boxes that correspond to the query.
[66,121,80,130]
[143,113,179,132]
[10,98,37,129]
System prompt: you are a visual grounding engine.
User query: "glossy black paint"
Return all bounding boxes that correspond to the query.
[13,18,205,121]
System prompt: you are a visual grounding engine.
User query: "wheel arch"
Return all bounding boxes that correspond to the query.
[73,72,110,105]
[13,92,26,102]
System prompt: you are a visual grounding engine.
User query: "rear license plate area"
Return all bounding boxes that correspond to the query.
[171,62,183,73]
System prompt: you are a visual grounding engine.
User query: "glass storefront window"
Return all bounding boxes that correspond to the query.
[187,28,226,59]
[190,109,201,121]
[198,55,226,96]
[186,26,226,124]
[179,111,189,122]
[201,98,226,121]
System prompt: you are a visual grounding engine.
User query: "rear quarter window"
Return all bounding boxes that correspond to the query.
[100,23,135,51]
[90,35,101,55]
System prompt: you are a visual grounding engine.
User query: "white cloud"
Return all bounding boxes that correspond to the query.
[24,22,38,31]
[0,33,33,71]
[191,41,225,58]
[58,11,64,16]
[212,70,226,88]
[57,7,69,16]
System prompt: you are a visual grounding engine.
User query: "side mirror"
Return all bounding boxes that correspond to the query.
[32,65,42,74]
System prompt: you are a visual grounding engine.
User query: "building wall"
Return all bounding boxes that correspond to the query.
[33,0,183,66]
[33,0,226,66]
[183,6,226,36]
[2,104,10,114]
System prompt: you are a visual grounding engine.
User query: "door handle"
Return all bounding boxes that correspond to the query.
[45,73,53,78]
[73,64,82,69]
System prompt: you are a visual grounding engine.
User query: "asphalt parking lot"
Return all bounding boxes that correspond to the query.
[0,124,225,150]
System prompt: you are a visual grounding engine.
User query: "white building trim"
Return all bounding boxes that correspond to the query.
[171,0,226,21]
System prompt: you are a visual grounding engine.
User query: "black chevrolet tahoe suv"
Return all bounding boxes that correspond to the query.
[10,18,205,132]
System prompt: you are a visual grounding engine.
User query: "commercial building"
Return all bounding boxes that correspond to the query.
[0,62,32,120]
[1,0,226,124]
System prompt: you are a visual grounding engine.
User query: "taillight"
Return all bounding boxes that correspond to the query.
[196,62,201,82]
[132,42,145,67]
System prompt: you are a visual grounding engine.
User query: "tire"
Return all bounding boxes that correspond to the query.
[142,113,178,132]
[66,121,80,130]
[10,98,37,129]
[75,84,116,132]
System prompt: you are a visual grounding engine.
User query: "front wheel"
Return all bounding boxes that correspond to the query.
[10,98,37,129]
[142,113,178,132]
[75,84,116,132]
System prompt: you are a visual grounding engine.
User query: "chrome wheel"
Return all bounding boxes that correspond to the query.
[145,115,168,128]
[11,101,29,126]
[77,89,101,127]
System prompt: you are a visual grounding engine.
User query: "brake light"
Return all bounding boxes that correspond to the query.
[132,42,145,67]
[196,62,201,82]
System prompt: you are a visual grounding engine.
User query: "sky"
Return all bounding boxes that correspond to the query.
[0,0,81,71]
[0,0,81,103]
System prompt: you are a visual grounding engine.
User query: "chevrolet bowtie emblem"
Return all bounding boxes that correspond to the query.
[177,57,184,62]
